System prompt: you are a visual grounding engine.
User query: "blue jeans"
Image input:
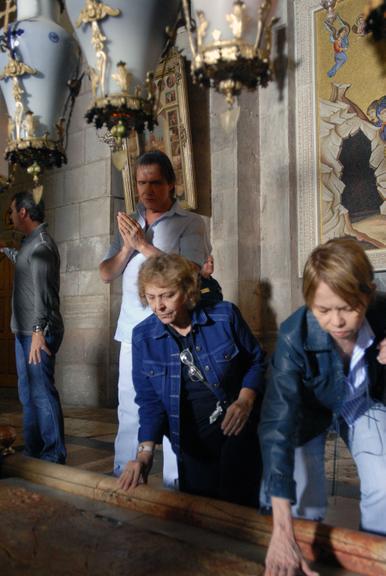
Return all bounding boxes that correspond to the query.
[261,404,386,535]
[15,333,66,464]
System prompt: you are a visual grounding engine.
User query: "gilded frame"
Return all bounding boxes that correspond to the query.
[122,48,197,213]
[294,0,386,275]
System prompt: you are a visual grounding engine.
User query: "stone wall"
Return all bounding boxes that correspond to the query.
[41,73,122,407]
[208,1,301,352]
[209,91,262,336]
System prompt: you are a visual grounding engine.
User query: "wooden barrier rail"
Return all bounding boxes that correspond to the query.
[2,454,386,575]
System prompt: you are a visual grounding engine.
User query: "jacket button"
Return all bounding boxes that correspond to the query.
[214,383,219,388]
[195,345,201,352]
[149,370,154,376]
[224,353,230,359]
[205,365,210,371]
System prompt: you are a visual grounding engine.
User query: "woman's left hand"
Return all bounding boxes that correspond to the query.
[221,388,256,436]
[117,452,153,491]
[377,338,386,364]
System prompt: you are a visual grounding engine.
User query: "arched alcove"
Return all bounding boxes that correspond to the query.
[340,130,382,222]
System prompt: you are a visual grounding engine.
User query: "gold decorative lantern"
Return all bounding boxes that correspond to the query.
[65,0,181,144]
[182,0,279,107]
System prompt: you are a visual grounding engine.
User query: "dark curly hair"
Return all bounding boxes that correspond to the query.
[12,191,45,223]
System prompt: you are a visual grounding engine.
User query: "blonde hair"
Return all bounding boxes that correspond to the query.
[138,254,200,308]
[303,238,375,309]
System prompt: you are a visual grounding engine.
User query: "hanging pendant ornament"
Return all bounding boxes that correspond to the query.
[27,161,44,204]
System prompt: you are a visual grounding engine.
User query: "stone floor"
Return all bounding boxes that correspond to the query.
[0,397,361,529]
[0,397,166,483]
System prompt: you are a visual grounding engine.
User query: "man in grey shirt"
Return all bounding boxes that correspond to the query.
[100,150,211,483]
[1,191,66,463]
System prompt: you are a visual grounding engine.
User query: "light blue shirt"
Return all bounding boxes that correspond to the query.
[103,201,211,342]
[340,318,375,425]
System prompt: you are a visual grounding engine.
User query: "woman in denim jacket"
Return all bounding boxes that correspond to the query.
[260,238,386,576]
[118,254,265,506]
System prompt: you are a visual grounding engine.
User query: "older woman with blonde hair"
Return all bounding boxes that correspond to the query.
[118,253,265,506]
[260,238,386,576]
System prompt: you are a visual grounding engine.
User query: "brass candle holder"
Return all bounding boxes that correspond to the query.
[0,425,17,456]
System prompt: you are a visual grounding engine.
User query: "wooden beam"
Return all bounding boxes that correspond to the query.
[2,454,386,576]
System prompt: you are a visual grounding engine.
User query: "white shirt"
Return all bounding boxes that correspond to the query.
[340,318,375,425]
[103,201,211,342]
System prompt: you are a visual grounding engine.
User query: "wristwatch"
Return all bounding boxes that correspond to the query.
[137,444,154,455]
[32,324,45,333]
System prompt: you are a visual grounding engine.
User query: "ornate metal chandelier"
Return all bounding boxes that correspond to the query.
[0,0,79,187]
[65,0,181,145]
[182,0,279,107]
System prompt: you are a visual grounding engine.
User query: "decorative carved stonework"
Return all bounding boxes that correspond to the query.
[294,0,323,276]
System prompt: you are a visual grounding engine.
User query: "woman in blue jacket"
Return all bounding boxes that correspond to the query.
[260,238,386,576]
[118,253,265,506]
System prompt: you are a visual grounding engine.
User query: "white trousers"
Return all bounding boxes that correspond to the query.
[114,341,179,488]
[262,404,386,535]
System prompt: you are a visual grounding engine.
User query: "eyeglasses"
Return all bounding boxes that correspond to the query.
[180,348,204,382]
[180,348,226,424]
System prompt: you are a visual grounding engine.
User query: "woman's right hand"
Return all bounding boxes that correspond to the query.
[264,531,319,576]
[264,497,319,576]
[117,453,153,491]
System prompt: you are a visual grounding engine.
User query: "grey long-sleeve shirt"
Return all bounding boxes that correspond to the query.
[2,223,64,336]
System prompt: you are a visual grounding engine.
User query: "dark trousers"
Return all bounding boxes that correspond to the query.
[178,418,261,507]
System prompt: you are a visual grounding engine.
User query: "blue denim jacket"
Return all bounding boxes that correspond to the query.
[259,294,386,502]
[132,301,265,457]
